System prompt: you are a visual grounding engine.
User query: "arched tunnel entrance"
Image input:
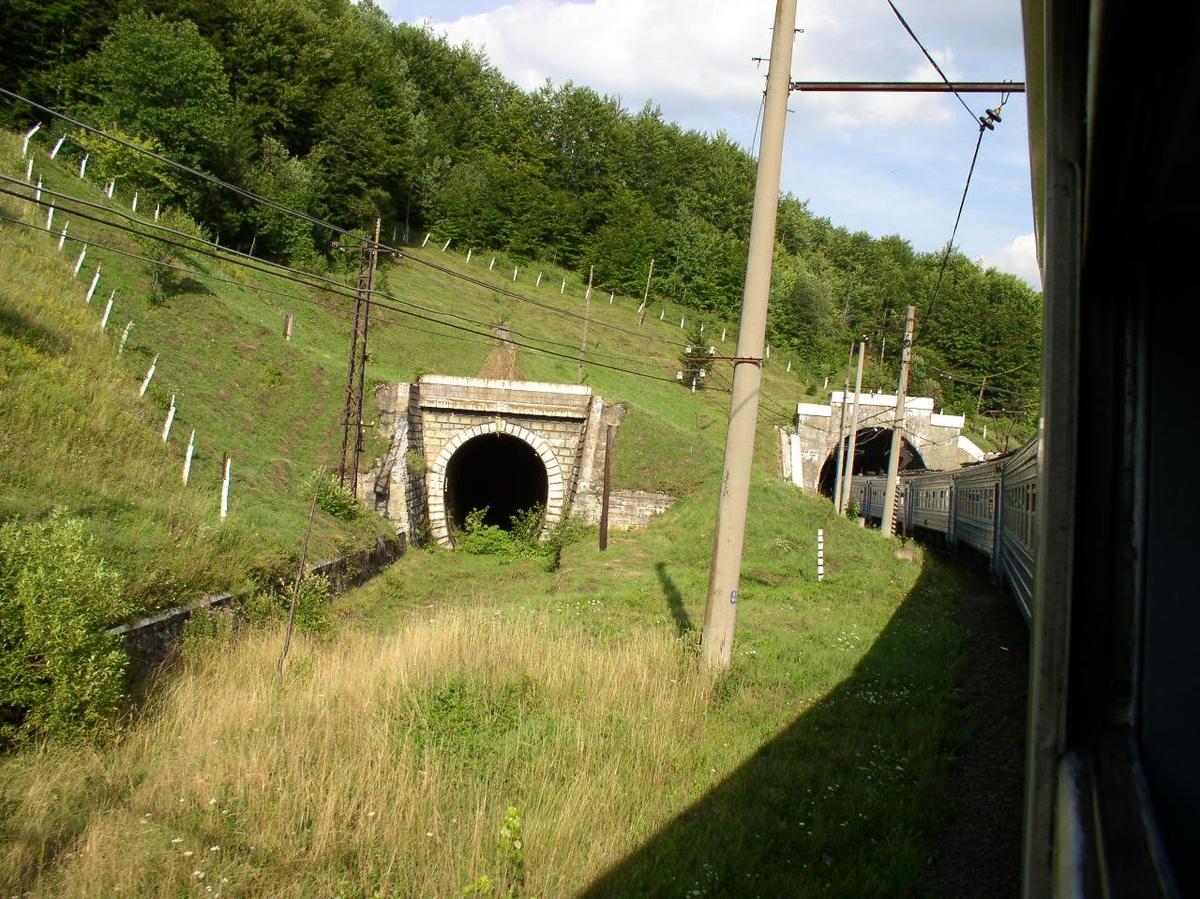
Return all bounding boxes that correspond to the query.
[445,433,549,532]
[818,427,925,497]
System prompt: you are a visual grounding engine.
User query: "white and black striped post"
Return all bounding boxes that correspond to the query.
[816,528,825,582]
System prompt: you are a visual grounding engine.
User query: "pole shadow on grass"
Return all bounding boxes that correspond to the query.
[655,562,694,636]
[581,558,1026,899]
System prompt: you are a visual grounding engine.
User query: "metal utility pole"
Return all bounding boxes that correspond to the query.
[700,0,796,669]
[838,341,866,514]
[832,373,851,509]
[337,217,382,495]
[638,258,654,325]
[880,305,916,536]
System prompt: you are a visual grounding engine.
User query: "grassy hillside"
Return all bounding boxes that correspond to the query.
[0,127,820,617]
[1,129,979,897]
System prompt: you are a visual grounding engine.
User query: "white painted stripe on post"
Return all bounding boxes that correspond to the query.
[817,528,825,582]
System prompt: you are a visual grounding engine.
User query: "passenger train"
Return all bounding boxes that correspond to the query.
[848,433,1040,619]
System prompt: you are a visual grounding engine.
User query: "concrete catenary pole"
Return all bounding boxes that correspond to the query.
[838,341,866,514]
[700,0,796,669]
[880,305,916,536]
[831,373,851,508]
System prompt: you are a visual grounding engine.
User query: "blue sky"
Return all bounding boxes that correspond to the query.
[379,0,1039,287]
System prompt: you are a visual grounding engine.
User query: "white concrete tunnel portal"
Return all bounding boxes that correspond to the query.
[428,421,565,546]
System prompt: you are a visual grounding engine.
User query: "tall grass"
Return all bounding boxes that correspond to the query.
[1,613,715,897]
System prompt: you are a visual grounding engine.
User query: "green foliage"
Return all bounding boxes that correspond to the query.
[180,606,235,661]
[457,507,518,557]
[678,319,712,390]
[0,512,130,745]
[404,450,426,478]
[305,471,361,522]
[290,573,334,637]
[453,504,585,570]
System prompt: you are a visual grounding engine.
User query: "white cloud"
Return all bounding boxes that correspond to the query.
[414,0,983,139]
[980,232,1041,290]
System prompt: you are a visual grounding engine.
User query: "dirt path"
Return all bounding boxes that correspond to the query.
[935,567,1030,898]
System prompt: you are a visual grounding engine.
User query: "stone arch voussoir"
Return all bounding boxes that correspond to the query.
[428,420,564,546]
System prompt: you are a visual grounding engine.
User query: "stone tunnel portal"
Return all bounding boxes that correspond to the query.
[444,433,549,532]
[817,427,926,496]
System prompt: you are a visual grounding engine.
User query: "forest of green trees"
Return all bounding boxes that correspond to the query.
[0,0,1042,421]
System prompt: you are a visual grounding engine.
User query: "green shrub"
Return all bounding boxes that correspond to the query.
[0,512,131,745]
[180,606,235,660]
[457,507,515,556]
[291,573,334,636]
[304,471,360,522]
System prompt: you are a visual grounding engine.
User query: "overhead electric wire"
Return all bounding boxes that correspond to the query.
[884,0,979,125]
[0,188,691,387]
[923,124,986,324]
[0,177,675,372]
[3,87,688,353]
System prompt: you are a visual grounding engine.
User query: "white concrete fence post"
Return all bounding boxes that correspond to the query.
[161,393,176,442]
[182,430,195,485]
[34,175,41,202]
[57,221,68,251]
[220,457,232,519]
[441,237,451,252]
[84,265,101,303]
[421,233,430,248]
[99,291,114,330]
[25,158,33,182]
[79,154,89,179]
[45,204,54,231]
[72,245,86,276]
[466,247,472,263]
[139,354,158,397]
[490,257,496,270]
[117,320,133,355]
[560,278,566,295]
[21,122,40,157]
[50,136,64,159]
[512,266,518,281]
[535,271,542,286]
[131,191,138,213]
[609,291,614,304]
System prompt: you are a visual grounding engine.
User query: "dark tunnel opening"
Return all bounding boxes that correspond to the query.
[445,433,549,534]
[817,427,925,496]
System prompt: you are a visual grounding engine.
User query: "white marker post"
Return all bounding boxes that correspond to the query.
[106,180,115,199]
[57,222,68,251]
[284,312,294,341]
[99,291,114,330]
[512,266,518,281]
[21,122,41,157]
[700,323,705,334]
[560,278,566,295]
[139,354,158,397]
[45,204,54,231]
[131,191,138,213]
[490,257,496,270]
[680,318,685,329]
[182,430,195,485]
[161,393,176,442]
[817,529,825,582]
[72,245,87,276]
[660,309,665,321]
[50,136,65,159]
[117,320,133,355]
[722,327,727,342]
[466,247,472,263]
[609,291,614,304]
[535,271,542,286]
[441,237,451,252]
[84,265,101,303]
[154,203,160,222]
[79,154,89,179]
[786,360,792,372]
[219,457,232,520]
[421,233,430,248]
[34,176,41,202]
[766,344,771,361]
[25,158,33,182]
